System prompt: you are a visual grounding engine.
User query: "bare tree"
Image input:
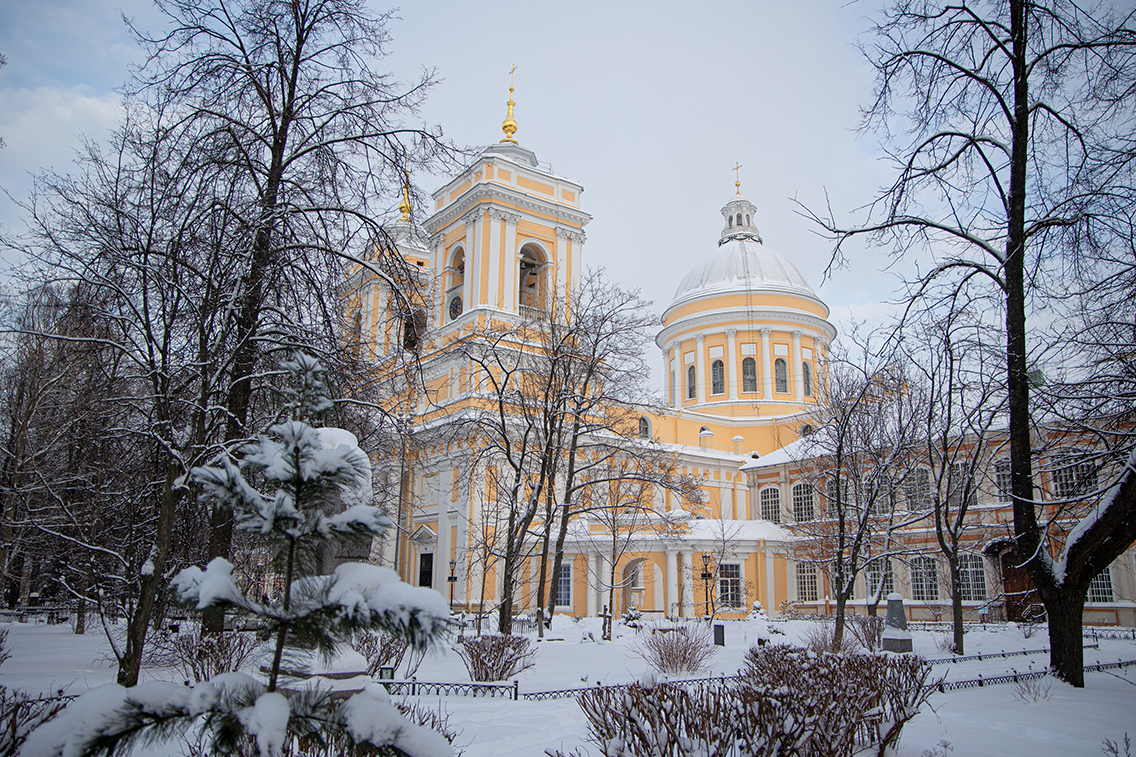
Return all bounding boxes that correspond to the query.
[804,0,1136,685]
[794,337,926,643]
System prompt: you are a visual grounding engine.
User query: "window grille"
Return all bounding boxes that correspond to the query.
[904,468,932,510]
[1088,569,1113,603]
[792,483,814,522]
[796,563,818,602]
[742,357,757,392]
[719,564,743,608]
[556,563,572,606]
[866,559,894,598]
[711,359,725,395]
[775,358,788,393]
[994,458,1012,502]
[910,556,939,601]
[1052,450,1097,499]
[760,487,781,523]
[957,554,987,601]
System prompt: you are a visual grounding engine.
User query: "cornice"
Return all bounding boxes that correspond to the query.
[655,308,838,349]
[426,184,592,236]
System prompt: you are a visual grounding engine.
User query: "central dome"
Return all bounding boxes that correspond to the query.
[669,195,818,309]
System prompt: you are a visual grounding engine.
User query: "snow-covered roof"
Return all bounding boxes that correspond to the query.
[739,438,811,472]
[670,237,816,306]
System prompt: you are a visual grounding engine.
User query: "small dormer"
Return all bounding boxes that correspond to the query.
[720,196,762,245]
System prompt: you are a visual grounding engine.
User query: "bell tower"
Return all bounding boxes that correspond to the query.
[424,73,591,327]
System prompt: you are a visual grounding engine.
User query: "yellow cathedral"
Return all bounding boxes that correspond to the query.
[342,84,839,622]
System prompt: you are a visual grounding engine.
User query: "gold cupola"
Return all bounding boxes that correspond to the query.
[500,65,519,144]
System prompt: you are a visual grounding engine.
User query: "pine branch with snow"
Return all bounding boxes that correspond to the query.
[24,354,454,757]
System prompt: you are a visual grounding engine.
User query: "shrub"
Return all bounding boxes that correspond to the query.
[1012,672,1052,703]
[740,645,938,757]
[147,629,262,683]
[846,615,884,653]
[632,623,718,675]
[454,634,536,681]
[0,629,10,671]
[578,677,813,757]
[801,620,859,654]
[353,629,410,678]
[0,687,69,756]
[934,634,958,655]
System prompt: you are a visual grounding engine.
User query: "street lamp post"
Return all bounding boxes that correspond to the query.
[700,553,714,620]
[448,559,458,613]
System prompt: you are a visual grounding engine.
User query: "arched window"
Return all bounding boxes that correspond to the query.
[745,214,750,225]
[736,213,742,226]
[760,487,781,523]
[792,483,814,522]
[742,357,757,392]
[349,310,362,359]
[729,216,734,227]
[687,364,696,400]
[638,417,650,440]
[802,361,813,396]
[775,358,788,393]
[402,308,426,352]
[518,244,547,310]
[710,359,725,394]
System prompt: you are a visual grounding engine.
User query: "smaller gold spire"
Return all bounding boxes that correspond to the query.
[500,64,519,144]
[734,162,743,195]
[398,162,412,220]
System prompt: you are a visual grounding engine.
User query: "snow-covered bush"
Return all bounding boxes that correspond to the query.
[621,607,643,629]
[24,354,454,757]
[0,687,70,756]
[846,615,884,653]
[147,629,263,683]
[353,629,411,678]
[740,645,937,756]
[0,629,10,670]
[801,620,858,654]
[454,634,536,682]
[578,674,813,757]
[632,622,718,675]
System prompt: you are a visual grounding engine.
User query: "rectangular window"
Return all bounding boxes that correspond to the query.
[910,556,939,601]
[418,553,434,589]
[865,559,894,598]
[904,468,931,510]
[742,357,758,393]
[719,564,742,609]
[948,461,978,509]
[994,458,1012,502]
[556,563,572,607]
[1088,568,1113,603]
[1052,451,1098,499]
[792,483,815,522]
[775,358,788,393]
[957,554,987,601]
[796,563,818,602]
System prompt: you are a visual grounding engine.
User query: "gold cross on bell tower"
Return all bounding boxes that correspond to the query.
[501,65,519,144]
[734,162,743,195]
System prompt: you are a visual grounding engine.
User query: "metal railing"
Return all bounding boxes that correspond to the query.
[381,678,519,700]
[924,643,1097,666]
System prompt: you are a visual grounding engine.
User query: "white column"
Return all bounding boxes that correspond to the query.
[793,330,804,401]
[761,328,773,399]
[663,343,672,409]
[599,556,612,616]
[462,215,475,312]
[376,289,389,354]
[695,334,706,404]
[681,551,694,617]
[487,209,502,309]
[765,550,777,613]
[726,328,738,400]
[503,213,519,312]
[586,552,597,617]
[666,550,678,617]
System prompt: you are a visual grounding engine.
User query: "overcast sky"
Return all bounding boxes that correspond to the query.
[0,0,906,389]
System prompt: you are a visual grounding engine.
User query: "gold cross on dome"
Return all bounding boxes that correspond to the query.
[509,64,517,87]
[734,162,743,194]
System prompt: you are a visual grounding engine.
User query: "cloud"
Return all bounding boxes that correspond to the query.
[0,86,122,233]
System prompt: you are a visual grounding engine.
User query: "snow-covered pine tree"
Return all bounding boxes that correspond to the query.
[24,353,453,757]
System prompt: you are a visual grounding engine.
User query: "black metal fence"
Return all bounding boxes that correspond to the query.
[929,658,1136,692]
[924,643,1097,666]
[381,678,519,700]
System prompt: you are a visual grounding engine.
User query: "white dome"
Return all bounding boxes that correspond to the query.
[672,237,816,305]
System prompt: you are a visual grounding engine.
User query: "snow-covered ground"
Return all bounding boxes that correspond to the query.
[3,616,1134,756]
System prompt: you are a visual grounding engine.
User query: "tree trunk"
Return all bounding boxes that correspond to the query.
[833,592,847,645]
[1046,589,1087,687]
[949,557,964,655]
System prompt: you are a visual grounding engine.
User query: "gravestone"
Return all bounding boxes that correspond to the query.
[881,592,913,653]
